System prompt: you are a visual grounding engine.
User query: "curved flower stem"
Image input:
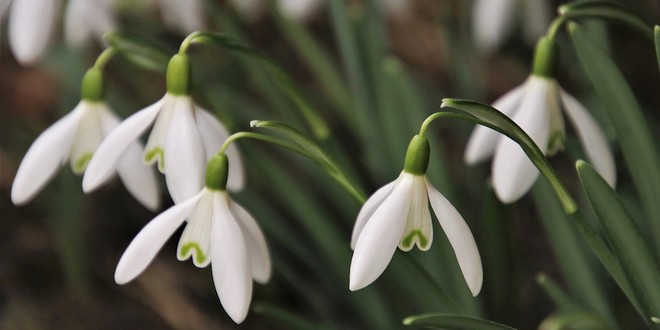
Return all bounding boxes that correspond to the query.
[93,47,117,71]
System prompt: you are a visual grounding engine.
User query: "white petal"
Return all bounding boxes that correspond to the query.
[426,178,483,296]
[114,191,202,285]
[471,0,517,55]
[157,0,203,33]
[11,104,85,205]
[560,90,616,187]
[211,192,252,324]
[464,81,526,165]
[8,0,60,65]
[349,173,414,291]
[163,97,206,204]
[177,190,213,268]
[399,175,433,252]
[351,179,397,249]
[277,0,322,21]
[194,107,245,191]
[229,198,271,284]
[521,0,551,45]
[97,105,161,211]
[68,102,105,174]
[64,0,116,47]
[492,77,552,203]
[83,97,163,193]
[227,0,263,21]
[0,0,11,17]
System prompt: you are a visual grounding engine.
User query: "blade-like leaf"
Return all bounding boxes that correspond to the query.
[558,1,652,39]
[440,99,577,214]
[655,25,660,71]
[570,23,660,250]
[403,314,516,330]
[104,31,170,73]
[576,160,660,320]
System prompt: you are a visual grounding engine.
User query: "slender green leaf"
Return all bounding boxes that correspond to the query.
[189,32,330,139]
[403,314,516,330]
[536,274,580,311]
[533,181,614,325]
[440,99,577,214]
[576,160,660,320]
[538,310,613,330]
[570,23,660,251]
[104,31,170,73]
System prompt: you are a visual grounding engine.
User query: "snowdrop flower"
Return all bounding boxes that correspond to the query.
[472,0,551,55]
[350,135,483,296]
[83,54,244,204]
[464,37,616,203]
[11,68,160,210]
[152,0,204,34]
[114,154,270,324]
[64,0,116,47]
[7,0,60,65]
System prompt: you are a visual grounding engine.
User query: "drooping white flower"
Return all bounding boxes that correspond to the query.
[11,99,160,210]
[152,0,204,34]
[464,74,616,203]
[472,0,551,55]
[7,0,60,65]
[350,135,483,296]
[83,55,244,204]
[114,155,270,324]
[64,0,116,47]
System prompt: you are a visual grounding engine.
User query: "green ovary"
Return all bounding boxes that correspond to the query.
[179,242,207,265]
[73,153,93,174]
[401,230,429,250]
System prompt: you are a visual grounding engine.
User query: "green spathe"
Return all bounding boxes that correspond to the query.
[81,68,104,102]
[166,54,191,95]
[206,154,229,191]
[403,135,430,175]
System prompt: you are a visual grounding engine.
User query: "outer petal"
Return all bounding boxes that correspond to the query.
[211,192,252,324]
[277,0,321,21]
[521,0,551,45]
[426,178,483,297]
[163,97,205,204]
[194,107,245,191]
[230,198,272,284]
[471,0,517,55]
[464,81,526,165]
[97,105,161,211]
[560,90,616,187]
[8,0,60,65]
[64,0,116,47]
[114,191,203,285]
[492,77,552,203]
[11,104,85,205]
[83,97,163,193]
[157,0,203,33]
[177,190,213,268]
[349,174,414,291]
[350,179,397,249]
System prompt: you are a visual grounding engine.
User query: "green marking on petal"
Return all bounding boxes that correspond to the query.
[73,153,94,174]
[179,242,207,265]
[144,147,164,171]
[401,230,429,250]
[547,131,565,156]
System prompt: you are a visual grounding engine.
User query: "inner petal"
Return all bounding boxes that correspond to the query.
[69,102,105,174]
[177,189,214,268]
[399,175,433,252]
[144,94,176,173]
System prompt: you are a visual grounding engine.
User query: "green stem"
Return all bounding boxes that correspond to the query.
[178,31,203,54]
[93,47,117,71]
